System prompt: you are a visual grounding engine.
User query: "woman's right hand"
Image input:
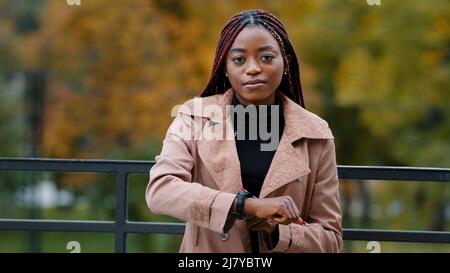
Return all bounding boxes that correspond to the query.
[244,196,301,225]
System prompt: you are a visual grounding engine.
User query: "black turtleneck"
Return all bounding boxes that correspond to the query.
[231,93,285,253]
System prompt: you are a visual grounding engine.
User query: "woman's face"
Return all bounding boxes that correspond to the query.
[225,26,284,105]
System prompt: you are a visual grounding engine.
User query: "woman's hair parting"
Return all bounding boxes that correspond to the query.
[200,9,305,108]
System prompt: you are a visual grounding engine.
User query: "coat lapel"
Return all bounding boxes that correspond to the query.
[196,90,243,193]
[260,93,334,197]
[259,133,310,198]
[184,89,333,196]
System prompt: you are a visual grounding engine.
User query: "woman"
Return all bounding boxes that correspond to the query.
[145,9,342,253]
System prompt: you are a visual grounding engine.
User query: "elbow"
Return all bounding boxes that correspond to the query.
[145,178,162,215]
[145,183,155,213]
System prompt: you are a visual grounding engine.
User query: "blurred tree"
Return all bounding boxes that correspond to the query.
[0,0,27,217]
[333,0,450,230]
[334,0,450,166]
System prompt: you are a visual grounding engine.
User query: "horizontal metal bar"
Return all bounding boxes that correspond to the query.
[338,166,450,181]
[0,219,186,234]
[0,219,115,232]
[1,158,449,182]
[344,228,450,243]
[126,223,450,244]
[125,221,186,234]
[2,219,448,244]
[0,158,154,173]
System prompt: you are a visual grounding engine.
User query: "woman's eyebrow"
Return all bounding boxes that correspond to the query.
[229,45,277,53]
[229,47,246,53]
[257,45,276,52]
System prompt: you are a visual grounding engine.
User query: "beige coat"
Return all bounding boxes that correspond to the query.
[145,89,342,253]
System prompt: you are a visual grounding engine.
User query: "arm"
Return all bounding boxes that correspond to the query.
[145,113,236,233]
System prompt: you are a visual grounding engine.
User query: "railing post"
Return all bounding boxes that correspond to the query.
[114,171,128,253]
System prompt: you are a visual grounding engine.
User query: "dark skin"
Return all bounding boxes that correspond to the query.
[225,26,301,234]
[226,26,284,106]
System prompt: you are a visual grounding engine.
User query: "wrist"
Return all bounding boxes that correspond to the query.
[243,197,257,216]
[233,191,252,219]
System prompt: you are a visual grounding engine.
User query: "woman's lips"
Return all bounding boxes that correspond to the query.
[243,80,266,89]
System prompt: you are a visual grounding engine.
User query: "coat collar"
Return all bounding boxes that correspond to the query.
[178,88,333,197]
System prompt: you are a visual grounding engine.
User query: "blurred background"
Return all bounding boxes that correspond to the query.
[0,0,449,252]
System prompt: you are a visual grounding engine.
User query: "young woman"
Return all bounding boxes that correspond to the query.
[146,9,342,253]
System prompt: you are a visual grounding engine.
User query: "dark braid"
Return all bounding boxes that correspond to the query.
[200,9,305,108]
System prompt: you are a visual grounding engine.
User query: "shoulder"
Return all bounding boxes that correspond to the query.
[282,95,334,140]
[298,107,331,131]
[167,94,226,140]
[177,94,224,116]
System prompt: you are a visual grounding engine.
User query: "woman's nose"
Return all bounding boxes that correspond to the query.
[245,59,262,75]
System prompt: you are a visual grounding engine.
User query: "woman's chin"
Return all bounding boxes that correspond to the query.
[236,92,275,105]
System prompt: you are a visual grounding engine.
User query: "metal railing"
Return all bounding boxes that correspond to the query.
[0,157,449,252]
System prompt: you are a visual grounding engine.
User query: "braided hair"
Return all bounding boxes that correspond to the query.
[200,9,305,108]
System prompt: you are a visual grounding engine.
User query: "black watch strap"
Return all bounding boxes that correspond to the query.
[234,191,251,219]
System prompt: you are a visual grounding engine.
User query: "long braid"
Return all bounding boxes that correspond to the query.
[259,20,298,104]
[259,12,305,107]
[201,9,305,108]
[255,10,303,106]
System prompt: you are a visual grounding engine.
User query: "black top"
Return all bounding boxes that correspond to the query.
[231,93,285,253]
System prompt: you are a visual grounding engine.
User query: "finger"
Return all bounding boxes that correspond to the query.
[287,196,300,218]
[285,199,298,220]
[293,201,301,218]
[270,217,283,224]
[271,216,291,225]
[279,200,293,219]
[283,198,298,220]
[290,200,301,219]
[285,196,300,219]
[295,218,305,225]
[271,211,291,224]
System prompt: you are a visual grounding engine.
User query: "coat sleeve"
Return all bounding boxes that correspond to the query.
[145,113,236,233]
[270,139,343,253]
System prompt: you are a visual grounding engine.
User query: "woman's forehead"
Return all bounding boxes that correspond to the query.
[229,25,281,52]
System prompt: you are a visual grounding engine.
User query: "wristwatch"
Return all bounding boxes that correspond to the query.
[233,191,252,219]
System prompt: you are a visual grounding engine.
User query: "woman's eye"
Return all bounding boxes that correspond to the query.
[232,57,244,64]
[261,55,274,62]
